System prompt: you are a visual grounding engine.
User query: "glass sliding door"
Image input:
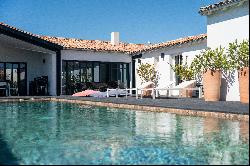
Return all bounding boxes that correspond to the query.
[62,61,67,95]
[100,63,109,83]
[0,63,4,81]
[175,54,183,85]
[61,60,130,95]
[12,63,19,96]
[93,62,99,82]
[19,63,27,96]
[0,62,27,96]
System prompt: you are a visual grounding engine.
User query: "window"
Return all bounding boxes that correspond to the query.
[62,60,130,95]
[100,63,108,83]
[0,62,27,96]
[175,54,183,85]
[93,62,99,82]
[0,63,4,81]
[161,53,165,60]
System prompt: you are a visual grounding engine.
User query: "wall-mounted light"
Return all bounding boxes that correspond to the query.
[161,53,165,61]
[138,59,141,64]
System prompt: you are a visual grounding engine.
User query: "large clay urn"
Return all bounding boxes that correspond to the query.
[238,67,249,104]
[180,81,196,98]
[203,70,222,101]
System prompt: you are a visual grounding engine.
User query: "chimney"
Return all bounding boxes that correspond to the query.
[111,32,119,45]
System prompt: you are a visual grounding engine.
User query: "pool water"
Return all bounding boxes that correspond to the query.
[0,101,248,165]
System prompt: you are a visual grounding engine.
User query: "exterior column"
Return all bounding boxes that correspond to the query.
[56,51,61,96]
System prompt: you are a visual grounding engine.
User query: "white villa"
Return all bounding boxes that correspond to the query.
[0,0,249,101]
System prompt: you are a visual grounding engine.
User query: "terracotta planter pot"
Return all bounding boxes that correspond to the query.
[203,70,222,101]
[142,83,154,97]
[238,67,249,104]
[180,81,196,98]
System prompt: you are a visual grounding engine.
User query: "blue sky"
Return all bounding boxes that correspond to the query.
[0,0,219,44]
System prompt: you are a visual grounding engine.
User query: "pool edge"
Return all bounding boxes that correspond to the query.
[0,97,248,122]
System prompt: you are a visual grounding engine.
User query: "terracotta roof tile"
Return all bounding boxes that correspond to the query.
[1,22,207,54]
[0,22,42,39]
[40,36,145,54]
[199,0,248,15]
[136,34,207,53]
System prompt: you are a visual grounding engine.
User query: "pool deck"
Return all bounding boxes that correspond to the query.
[0,96,248,116]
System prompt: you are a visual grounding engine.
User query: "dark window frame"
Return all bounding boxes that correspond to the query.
[0,62,27,96]
[62,60,130,95]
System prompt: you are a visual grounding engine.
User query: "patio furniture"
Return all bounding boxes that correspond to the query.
[0,81,19,96]
[106,88,131,98]
[155,81,176,98]
[72,90,99,97]
[141,80,202,99]
[29,76,48,96]
[0,81,10,96]
[107,82,155,99]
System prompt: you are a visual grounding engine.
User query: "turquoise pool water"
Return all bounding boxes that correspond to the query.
[0,101,248,165]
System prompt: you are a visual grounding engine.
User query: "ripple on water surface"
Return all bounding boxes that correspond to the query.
[0,101,248,165]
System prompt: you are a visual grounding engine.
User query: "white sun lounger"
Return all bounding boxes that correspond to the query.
[140,80,202,99]
[107,82,155,99]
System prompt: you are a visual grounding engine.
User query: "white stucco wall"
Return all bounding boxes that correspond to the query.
[206,1,249,101]
[135,41,207,95]
[61,50,132,63]
[0,44,57,95]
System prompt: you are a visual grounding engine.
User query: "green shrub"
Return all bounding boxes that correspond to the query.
[137,63,158,84]
[227,39,249,70]
[191,46,229,77]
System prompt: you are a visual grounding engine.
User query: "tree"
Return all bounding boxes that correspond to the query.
[136,63,159,85]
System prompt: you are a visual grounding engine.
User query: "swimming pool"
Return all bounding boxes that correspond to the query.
[0,101,248,165]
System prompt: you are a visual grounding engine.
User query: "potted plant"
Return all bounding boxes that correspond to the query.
[228,39,249,103]
[137,63,158,97]
[191,46,229,101]
[170,60,196,97]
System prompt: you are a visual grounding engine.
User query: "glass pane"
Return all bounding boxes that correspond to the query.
[100,63,108,83]
[111,68,117,81]
[67,61,74,94]
[111,63,117,69]
[74,62,80,83]
[0,63,4,81]
[5,63,12,81]
[19,63,27,96]
[62,61,67,95]
[93,62,99,82]
[79,62,86,82]
[12,64,18,95]
[123,65,127,88]
[118,68,122,81]
[86,62,93,82]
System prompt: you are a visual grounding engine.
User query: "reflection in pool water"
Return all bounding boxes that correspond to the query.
[0,101,248,165]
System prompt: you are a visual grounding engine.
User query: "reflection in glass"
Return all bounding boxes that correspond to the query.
[61,61,130,95]
[19,63,26,96]
[0,63,4,81]
[100,63,108,83]
[6,63,12,81]
[94,62,99,82]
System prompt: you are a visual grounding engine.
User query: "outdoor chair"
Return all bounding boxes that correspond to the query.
[0,81,10,96]
[155,81,176,98]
